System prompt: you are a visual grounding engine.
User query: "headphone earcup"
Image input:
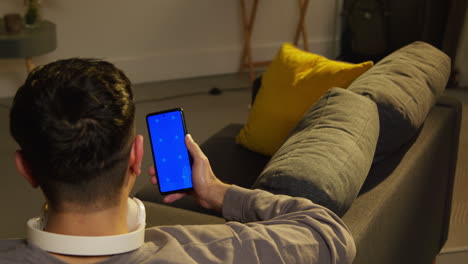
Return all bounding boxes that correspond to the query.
[127,197,146,231]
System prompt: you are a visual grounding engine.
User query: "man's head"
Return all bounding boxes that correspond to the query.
[10,58,140,212]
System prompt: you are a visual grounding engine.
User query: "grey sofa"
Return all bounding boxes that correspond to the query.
[136,42,462,263]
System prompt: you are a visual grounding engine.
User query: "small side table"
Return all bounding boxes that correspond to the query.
[0,20,57,73]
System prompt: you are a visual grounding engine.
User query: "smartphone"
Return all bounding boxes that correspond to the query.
[146,108,193,195]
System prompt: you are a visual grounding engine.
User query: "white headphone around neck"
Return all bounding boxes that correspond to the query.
[26,197,146,256]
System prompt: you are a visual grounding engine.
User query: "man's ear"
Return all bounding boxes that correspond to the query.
[129,135,144,177]
[15,151,38,188]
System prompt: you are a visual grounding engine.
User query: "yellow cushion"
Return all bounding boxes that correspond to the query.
[236,43,373,156]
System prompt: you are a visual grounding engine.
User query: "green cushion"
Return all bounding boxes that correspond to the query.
[252,88,380,216]
[347,41,451,160]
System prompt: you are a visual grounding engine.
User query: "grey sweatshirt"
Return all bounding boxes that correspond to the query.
[0,186,356,263]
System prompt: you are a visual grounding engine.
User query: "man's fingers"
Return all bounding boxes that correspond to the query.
[148,166,157,185]
[150,176,157,185]
[163,193,187,203]
[148,166,155,176]
[185,134,205,160]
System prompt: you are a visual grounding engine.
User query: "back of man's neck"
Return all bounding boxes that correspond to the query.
[45,203,128,236]
[43,203,129,263]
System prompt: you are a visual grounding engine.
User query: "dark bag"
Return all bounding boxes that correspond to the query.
[341,0,390,62]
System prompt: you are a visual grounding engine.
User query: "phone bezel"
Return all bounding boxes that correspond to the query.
[145,107,193,195]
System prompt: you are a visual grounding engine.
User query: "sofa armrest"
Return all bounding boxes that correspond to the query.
[342,97,462,263]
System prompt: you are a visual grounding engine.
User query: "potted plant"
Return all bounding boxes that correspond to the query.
[24,0,42,27]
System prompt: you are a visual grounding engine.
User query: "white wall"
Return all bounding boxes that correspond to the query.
[455,8,468,87]
[0,0,342,98]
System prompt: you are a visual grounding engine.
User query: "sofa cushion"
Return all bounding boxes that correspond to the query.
[252,88,379,216]
[236,42,373,156]
[347,41,451,161]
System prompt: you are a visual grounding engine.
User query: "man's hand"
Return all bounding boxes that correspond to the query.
[148,134,229,212]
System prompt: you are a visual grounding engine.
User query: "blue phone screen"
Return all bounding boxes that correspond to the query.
[147,110,192,193]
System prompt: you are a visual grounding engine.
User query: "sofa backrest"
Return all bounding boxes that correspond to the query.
[347,41,451,161]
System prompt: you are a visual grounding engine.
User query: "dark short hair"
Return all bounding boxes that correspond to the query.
[10,58,135,211]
